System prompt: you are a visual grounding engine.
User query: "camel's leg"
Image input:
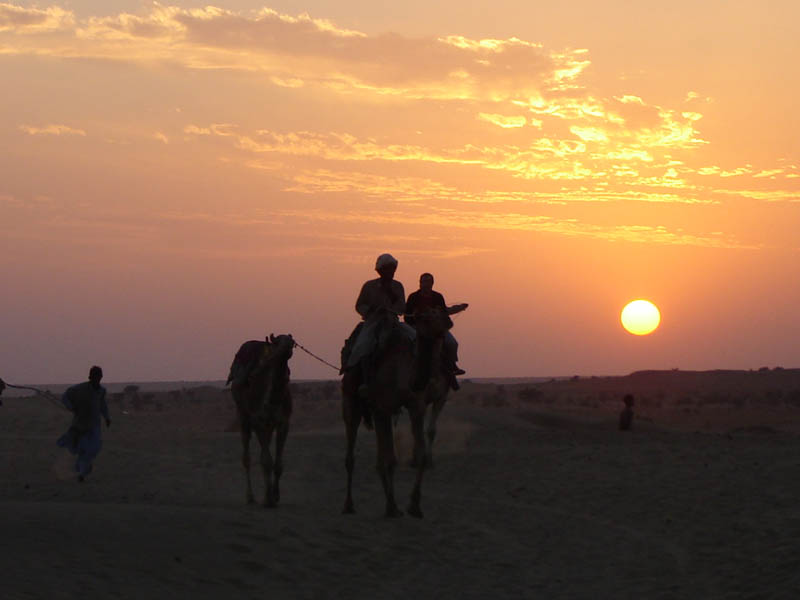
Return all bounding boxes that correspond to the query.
[375,412,402,518]
[239,411,255,505]
[343,411,361,514]
[408,410,427,518]
[425,395,446,468]
[273,417,289,505]
[255,426,276,508]
[342,380,361,514]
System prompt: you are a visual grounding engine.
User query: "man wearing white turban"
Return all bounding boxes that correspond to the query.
[342,254,414,406]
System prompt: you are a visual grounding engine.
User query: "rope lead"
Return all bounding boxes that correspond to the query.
[293,341,341,372]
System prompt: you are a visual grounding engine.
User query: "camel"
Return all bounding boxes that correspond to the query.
[227,333,294,507]
[341,308,452,518]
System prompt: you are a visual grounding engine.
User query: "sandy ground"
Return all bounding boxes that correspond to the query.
[3,379,800,599]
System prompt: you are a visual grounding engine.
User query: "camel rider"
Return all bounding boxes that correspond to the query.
[405,272,468,390]
[344,253,412,397]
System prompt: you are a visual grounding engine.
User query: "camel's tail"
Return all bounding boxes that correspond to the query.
[225,361,236,386]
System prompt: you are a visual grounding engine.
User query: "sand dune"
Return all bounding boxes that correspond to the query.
[3,374,800,598]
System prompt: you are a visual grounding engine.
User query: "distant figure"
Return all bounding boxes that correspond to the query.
[619,394,635,431]
[57,366,111,482]
[0,377,5,406]
[405,272,468,390]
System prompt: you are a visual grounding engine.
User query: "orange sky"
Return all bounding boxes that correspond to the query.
[1,1,798,382]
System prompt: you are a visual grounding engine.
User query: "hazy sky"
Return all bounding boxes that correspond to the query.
[1,1,798,382]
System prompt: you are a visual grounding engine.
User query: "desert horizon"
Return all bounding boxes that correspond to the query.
[5,365,800,396]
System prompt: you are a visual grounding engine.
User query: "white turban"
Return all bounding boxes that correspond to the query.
[375,253,398,270]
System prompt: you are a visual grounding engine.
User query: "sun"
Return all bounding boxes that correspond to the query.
[621,299,660,335]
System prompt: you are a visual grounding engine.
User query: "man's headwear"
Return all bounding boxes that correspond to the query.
[375,253,398,270]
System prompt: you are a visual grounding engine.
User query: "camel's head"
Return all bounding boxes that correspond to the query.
[413,307,452,339]
[250,334,294,377]
[267,333,295,361]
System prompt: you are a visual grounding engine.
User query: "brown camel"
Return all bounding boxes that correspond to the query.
[342,308,452,518]
[227,333,294,507]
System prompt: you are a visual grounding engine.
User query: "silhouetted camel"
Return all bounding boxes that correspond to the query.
[341,308,451,518]
[227,334,294,507]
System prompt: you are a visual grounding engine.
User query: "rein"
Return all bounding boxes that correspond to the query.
[293,341,341,373]
[2,382,69,412]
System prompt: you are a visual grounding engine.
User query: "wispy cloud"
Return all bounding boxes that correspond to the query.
[283,168,717,205]
[478,113,527,128]
[18,124,86,136]
[273,206,751,249]
[0,2,73,32]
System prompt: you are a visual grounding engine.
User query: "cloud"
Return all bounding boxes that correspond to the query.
[19,124,86,136]
[0,2,73,32]
[5,2,787,251]
[1,3,586,102]
[2,4,707,171]
[183,122,714,190]
[478,113,527,128]
[283,169,716,205]
[752,169,783,179]
[570,126,608,142]
[715,189,800,202]
[272,205,751,249]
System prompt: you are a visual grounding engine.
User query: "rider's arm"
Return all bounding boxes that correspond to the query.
[404,292,417,326]
[355,281,373,318]
[390,281,406,316]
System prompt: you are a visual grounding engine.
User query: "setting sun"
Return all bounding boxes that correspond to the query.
[621,300,661,336]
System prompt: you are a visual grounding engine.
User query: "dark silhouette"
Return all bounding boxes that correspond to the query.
[342,306,452,518]
[619,394,635,431]
[340,253,413,428]
[0,377,5,406]
[405,272,468,389]
[227,334,294,507]
[57,366,111,482]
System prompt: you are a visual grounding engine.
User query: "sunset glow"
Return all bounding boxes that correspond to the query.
[1,1,799,381]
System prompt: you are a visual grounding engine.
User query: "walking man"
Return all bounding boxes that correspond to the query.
[57,366,111,482]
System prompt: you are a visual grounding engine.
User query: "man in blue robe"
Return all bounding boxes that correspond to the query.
[57,366,111,482]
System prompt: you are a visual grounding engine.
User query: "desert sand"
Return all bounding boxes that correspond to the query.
[3,371,800,599]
